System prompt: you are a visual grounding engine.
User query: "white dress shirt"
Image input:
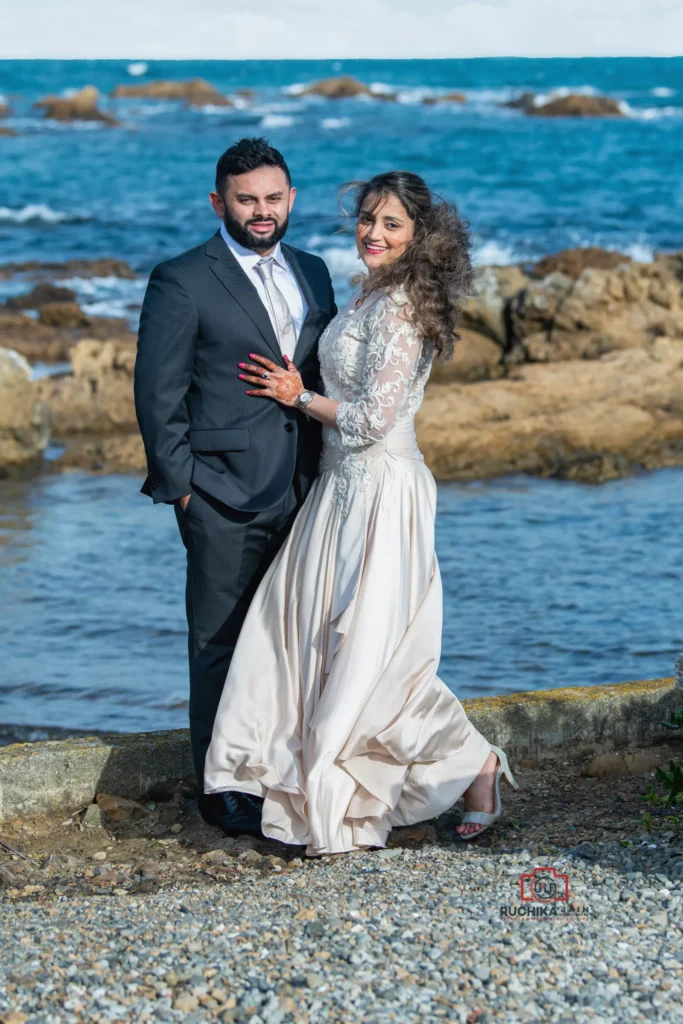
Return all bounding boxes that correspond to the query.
[220,223,308,355]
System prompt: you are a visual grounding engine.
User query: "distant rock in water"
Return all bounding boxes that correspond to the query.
[0,127,16,137]
[35,85,119,126]
[38,301,91,329]
[0,347,51,468]
[422,92,467,106]
[111,78,232,107]
[6,282,77,310]
[0,257,136,281]
[530,247,633,279]
[0,100,10,118]
[531,94,625,118]
[505,92,625,118]
[297,76,397,101]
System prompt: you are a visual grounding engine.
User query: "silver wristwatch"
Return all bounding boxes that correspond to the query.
[297,390,316,410]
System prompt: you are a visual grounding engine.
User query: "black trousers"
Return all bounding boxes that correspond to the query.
[175,480,303,790]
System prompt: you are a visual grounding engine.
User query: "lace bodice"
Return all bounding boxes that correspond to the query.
[317,288,434,514]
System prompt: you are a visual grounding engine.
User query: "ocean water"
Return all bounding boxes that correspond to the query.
[0,57,682,314]
[1,57,682,739]
[1,469,682,739]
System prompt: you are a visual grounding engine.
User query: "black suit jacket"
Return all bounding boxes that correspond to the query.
[134,231,336,512]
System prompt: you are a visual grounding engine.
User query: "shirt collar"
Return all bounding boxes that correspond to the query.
[220,223,284,267]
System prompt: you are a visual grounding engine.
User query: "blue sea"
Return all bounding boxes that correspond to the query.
[0,58,682,740]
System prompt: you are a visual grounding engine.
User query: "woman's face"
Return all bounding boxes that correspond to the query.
[355,192,415,270]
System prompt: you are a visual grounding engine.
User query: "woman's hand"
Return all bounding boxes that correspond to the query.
[239,353,304,408]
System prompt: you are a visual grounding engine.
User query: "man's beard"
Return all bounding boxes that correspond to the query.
[223,206,289,253]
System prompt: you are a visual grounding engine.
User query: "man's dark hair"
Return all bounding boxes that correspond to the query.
[215,137,291,195]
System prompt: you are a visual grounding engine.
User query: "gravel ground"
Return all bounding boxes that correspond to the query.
[1,743,682,1023]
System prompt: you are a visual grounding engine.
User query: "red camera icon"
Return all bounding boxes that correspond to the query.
[520,866,570,902]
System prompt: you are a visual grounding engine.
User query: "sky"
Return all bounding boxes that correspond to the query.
[1,0,682,59]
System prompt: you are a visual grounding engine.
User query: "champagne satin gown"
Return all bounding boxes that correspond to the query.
[204,287,492,855]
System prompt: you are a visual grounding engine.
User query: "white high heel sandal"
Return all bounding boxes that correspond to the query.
[457,744,519,841]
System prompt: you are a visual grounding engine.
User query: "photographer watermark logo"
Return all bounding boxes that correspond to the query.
[500,866,590,919]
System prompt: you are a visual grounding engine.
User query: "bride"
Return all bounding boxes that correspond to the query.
[204,170,517,855]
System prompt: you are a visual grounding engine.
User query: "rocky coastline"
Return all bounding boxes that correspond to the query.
[1,247,682,484]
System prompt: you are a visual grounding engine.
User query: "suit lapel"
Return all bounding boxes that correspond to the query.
[282,243,325,365]
[205,232,283,365]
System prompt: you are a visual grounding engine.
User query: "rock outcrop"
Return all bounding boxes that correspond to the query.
[417,337,683,484]
[0,311,134,363]
[6,282,77,310]
[531,94,625,118]
[0,100,9,118]
[423,92,467,106]
[0,127,17,137]
[111,79,232,107]
[0,257,135,281]
[530,247,633,279]
[505,93,625,118]
[0,348,51,467]
[298,77,396,100]
[36,338,137,435]
[35,86,119,126]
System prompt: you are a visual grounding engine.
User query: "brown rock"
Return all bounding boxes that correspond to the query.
[57,433,146,473]
[530,94,625,118]
[582,753,629,777]
[0,102,9,118]
[6,282,77,310]
[462,265,530,346]
[509,261,683,364]
[173,993,199,1013]
[430,330,503,384]
[36,338,137,434]
[623,752,663,774]
[96,792,149,822]
[0,347,51,467]
[112,78,232,107]
[416,339,683,484]
[0,257,136,280]
[0,127,16,137]
[38,302,90,329]
[0,1012,30,1024]
[504,92,536,113]
[35,85,119,125]
[531,247,632,280]
[299,76,373,99]
[423,92,467,105]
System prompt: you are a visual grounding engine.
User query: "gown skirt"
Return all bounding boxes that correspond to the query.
[204,419,492,855]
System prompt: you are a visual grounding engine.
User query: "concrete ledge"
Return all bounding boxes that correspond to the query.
[0,678,680,821]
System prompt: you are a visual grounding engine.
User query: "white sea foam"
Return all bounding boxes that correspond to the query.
[127,62,148,77]
[651,87,675,98]
[282,83,308,96]
[623,242,655,263]
[0,204,90,226]
[260,114,295,129]
[626,104,682,121]
[369,81,395,96]
[321,117,351,130]
[308,237,359,279]
[472,240,518,267]
[61,275,146,320]
[197,104,232,115]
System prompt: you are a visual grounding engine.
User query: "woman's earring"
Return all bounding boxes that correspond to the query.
[356,251,362,259]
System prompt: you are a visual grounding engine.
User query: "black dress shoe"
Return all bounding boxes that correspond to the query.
[199,791,264,838]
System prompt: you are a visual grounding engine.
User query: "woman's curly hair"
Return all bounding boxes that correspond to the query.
[341,171,473,361]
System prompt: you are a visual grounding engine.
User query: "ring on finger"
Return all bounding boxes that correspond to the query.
[262,372,269,380]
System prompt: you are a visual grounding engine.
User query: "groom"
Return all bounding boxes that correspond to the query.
[134,137,336,835]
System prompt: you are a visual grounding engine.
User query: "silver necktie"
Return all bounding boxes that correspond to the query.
[255,256,296,354]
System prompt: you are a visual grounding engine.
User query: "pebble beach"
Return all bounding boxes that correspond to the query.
[2,743,682,1023]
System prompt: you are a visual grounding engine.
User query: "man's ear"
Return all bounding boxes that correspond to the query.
[288,186,297,213]
[209,191,225,219]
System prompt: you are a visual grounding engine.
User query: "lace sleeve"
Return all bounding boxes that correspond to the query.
[335,293,423,450]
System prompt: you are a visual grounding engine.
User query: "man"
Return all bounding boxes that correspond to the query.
[134,137,336,835]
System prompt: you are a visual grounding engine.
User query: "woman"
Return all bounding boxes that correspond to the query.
[204,171,517,855]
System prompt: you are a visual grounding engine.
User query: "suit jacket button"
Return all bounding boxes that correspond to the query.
[284,423,294,433]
